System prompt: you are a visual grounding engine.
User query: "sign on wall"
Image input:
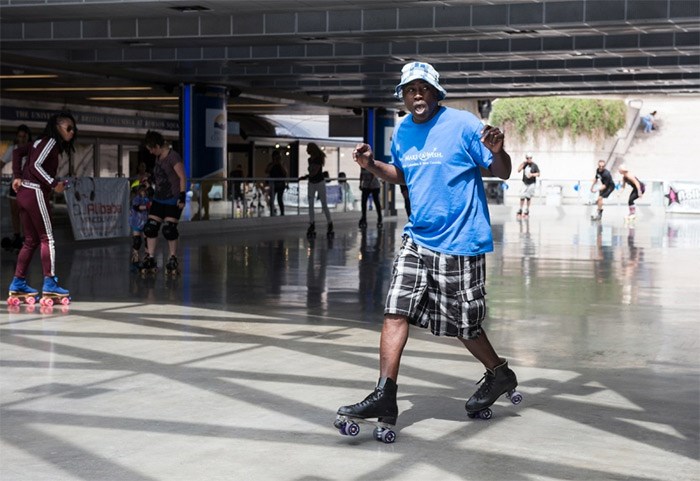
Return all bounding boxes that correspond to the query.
[65,177,131,240]
[664,181,700,214]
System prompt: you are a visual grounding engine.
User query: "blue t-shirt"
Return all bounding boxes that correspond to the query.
[390,106,494,256]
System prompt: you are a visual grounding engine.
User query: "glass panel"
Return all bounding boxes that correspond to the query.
[71,144,94,177]
[99,144,119,177]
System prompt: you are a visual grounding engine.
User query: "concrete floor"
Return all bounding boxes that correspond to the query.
[1,205,698,481]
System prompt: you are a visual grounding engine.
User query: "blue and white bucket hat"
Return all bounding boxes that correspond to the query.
[394,61,447,100]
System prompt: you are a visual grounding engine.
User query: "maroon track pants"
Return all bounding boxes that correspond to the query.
[14,185,56,278]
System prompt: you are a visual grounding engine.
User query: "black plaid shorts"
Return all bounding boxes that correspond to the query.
[385,236,487,339]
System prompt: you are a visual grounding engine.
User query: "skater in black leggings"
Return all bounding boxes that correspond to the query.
[618,164,645,221]
[358,168,382,228]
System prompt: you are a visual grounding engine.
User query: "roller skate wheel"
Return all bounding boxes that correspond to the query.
[467,411,478,419]
[26,296,37,305]
[60,297,71,306]
[507,390,523,405]
[41,297,54,307]
[373,427,396,444]
[7,297,20,307]
[479,408,493,420]
[343,422,360,437]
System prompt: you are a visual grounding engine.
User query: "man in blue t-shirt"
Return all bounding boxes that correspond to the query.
[335,62,522,435]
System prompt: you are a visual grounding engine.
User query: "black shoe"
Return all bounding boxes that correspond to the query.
[465,359,518,414]
[337,377,398,425]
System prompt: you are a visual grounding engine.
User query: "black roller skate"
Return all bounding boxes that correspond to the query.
[140,255,157,275]
[516,209,523,219]
[465,359,523,420]
[377,218,383,229]
[359,217,367,229]
[327,222,334,239]
[334,377,398,443]
[590,210,603,222]
[165,255,179,277]
[130,249,141,271]
[306,222,316,239]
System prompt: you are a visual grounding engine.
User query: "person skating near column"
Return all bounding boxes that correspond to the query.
[334,62,521,442]
[618,164,645,223]
[1,124,32,253]
[301,142,333,238]
[7,112,76,306]
[266,149,287,216]
[358,167,382,228]
[590,159,615,221]
[516,153,539,218]
[141,130,187,276]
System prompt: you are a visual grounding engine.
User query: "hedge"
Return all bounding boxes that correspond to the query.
[489,97,626,140]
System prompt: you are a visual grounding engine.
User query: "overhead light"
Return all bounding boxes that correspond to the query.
[5,86,153,92]
[88,96,178,101]
[123,41,154,47]
[504,29,537,35]
[169,5,210,13]
[618,68,641,73]
[0,74,58,79]
[227,103,287,108]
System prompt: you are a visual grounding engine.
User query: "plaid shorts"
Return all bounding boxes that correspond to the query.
[385,236,487,339]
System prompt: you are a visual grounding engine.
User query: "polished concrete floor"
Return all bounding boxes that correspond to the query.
[1,205,698,481]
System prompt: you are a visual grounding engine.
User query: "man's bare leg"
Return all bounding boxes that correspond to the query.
[380,314,410,381]
[459,329,501,370]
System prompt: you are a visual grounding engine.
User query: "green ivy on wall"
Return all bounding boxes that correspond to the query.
[489,97,626,140]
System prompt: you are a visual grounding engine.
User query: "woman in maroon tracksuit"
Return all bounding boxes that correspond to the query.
[8,112,77,302]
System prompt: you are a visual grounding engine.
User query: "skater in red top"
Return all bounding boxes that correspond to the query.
[7,112,76,306]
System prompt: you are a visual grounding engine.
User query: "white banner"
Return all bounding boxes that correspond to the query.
[65,177,130,240]
[664,181,700,214]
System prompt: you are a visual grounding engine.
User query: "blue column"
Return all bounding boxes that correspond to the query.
[364,108,396,215]
[180,84,227,180]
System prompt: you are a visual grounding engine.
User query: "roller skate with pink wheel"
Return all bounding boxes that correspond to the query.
[39,276,71,307]
[334,377,398,443]
[465,359,523,420]
[7,277,39,307]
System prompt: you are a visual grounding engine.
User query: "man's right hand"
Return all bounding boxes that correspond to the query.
[54,181,66,194]
[353,143,374,169]
[11,178,21,193]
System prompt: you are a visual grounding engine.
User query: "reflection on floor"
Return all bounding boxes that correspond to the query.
[1,206,698,481]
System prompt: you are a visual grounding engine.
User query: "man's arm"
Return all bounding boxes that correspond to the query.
[353,143,405,184]
[489,151,512,180]
[481,126,511,180]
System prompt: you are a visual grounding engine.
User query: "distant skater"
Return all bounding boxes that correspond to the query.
[516,153,539,218]
[590,159,615,221]
[618,164,645,222]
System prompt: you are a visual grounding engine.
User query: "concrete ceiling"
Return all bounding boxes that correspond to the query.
[1,0,699,117]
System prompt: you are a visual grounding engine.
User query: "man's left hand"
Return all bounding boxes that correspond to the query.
[481,125,505,153]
